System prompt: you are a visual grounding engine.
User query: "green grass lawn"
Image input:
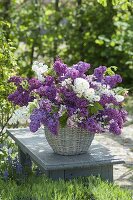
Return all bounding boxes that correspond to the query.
[0,176,132,200]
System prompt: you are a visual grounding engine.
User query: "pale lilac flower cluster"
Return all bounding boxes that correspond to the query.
[8,59,127,135]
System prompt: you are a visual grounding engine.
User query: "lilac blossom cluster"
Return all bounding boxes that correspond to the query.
[8,59,127,135]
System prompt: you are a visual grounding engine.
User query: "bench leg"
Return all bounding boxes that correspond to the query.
[101,165,113,182]
[18,147,32,176]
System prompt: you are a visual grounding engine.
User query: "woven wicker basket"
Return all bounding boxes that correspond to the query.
[45,126,94,155]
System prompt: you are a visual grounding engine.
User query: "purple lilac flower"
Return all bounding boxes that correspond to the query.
[103,108,119,120]
[45,76,54,86]
[36,86,46,96]
[39,99,52,112]
[30,108,45,132]
[61,87,77,103]
[67,106,77,116]
[54,59,67,75]
[109,122,121,135]
[120,109,128,122]
[47,118,59,135]
[78,121,86,129]
[8,76,23,86]
[45,85,57,101]
[85,117,101,133]
[65,68,79,79]
[94,66,107,81]
[29,78,42,90]
[75,98,88,108]
[104,74,122,88]
[73,61,90,74]
[80,107,89,117]
[37,85,57,101]
[99,94,118,106]
[102,108,125,133]
[8,89,33,106]
[46,113,59,135]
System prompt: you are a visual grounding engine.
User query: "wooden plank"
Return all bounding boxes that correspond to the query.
[6,128,124,172]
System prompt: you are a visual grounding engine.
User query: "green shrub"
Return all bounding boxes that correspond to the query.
[0,176,132,200]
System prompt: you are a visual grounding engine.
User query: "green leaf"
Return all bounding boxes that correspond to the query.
[105,66,117,76]
[97,0,107,7]
[28,100,38,113]
[21,80,29,90]
[94,102,104,110]
[113,87,128,95]
[88,102,103,115]
[59,112,68,128]
[51,106,59,114]
[47,68,56,76]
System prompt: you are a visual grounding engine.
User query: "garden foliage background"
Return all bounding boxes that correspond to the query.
[0,0,133,181]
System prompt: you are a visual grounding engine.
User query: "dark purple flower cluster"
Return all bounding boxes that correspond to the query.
[73,61,90,74]
[102,108,127,135]
[45,76,54,86]
[30,108,46,132]
[93,66,122,88]
[54,59,67,75]
[29,78,42,90]
[94,66,107,81]
[8,77,41,106]
[99,94,118,106]
[86,117,102,133]
[8,76,23,86]
[39,99,52,112]
[66,68,80,79]
[8,87,34,106]
[30,108,59,134]
[104,74,122,88]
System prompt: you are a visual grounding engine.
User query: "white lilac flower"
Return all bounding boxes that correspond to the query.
[84,88,95,100]
[32,61,48,81]
[93,95,100,101]
[9,106,30,125]
[115,95,124,102]
[61,78,72,87]
[61,81,67,87]
[73,78,90,97]
[98,85,115,97]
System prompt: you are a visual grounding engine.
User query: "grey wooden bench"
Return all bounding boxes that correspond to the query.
[6,128,124,182]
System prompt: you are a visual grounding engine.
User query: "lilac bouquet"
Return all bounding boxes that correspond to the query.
[8,59,127,135]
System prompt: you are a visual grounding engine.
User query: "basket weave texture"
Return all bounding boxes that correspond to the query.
[45,126,94,155]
